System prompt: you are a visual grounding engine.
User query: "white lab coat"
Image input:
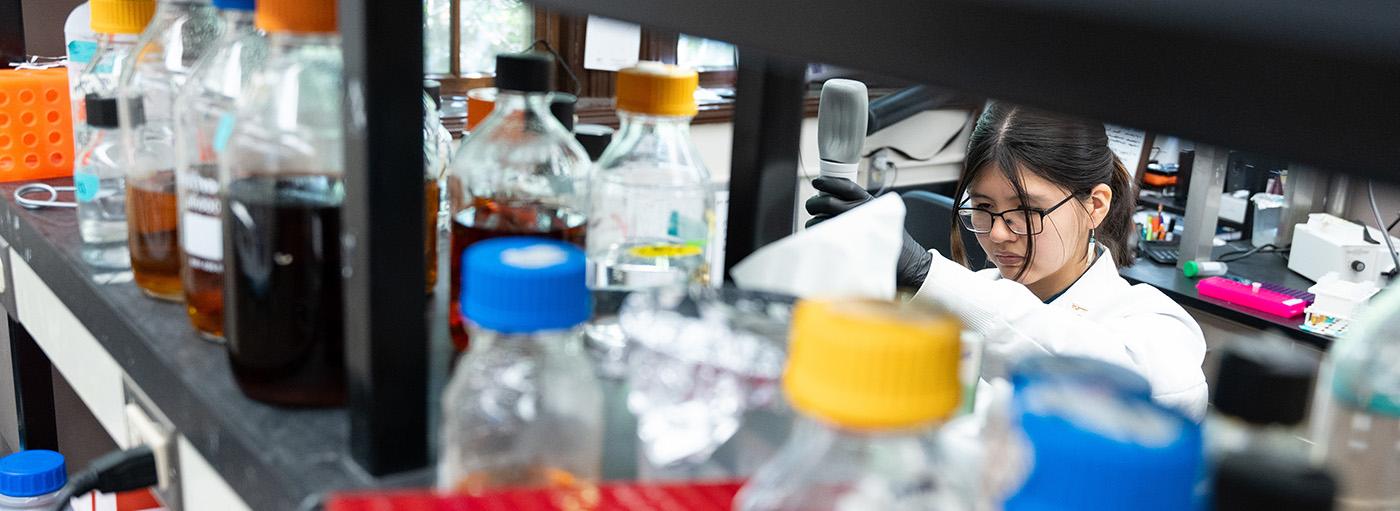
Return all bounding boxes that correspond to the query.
[912,246,1209,420]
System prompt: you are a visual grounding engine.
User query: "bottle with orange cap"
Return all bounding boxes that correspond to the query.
[116,0,223,302]
[220,0,345,406]
[734,298,976,510]
[587,62,715,292]
[70,0,156,270]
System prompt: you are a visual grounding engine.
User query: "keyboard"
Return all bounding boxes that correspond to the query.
[1139,241,1179,265]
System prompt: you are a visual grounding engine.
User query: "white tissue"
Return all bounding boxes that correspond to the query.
[731,194,905,300]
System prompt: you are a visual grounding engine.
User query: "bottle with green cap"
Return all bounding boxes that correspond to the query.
[1183,259,1227,278]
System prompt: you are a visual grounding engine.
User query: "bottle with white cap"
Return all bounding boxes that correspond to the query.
[0,450,67,510]
[438,238,602,507]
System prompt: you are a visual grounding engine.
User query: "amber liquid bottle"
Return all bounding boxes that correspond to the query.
[220,0,345,406]
[445,52,592,352]
[127,170,183,300]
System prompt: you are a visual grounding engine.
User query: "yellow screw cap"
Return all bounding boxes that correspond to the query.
[615,62,699,117]
[784,299,962,429]
[89,0,156,35]
[256,0,338,33]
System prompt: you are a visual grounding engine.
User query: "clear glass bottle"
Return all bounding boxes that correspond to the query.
[117,0,223,301]
[172,0,263,340]
[220,0,344,407]
[588,62,714,291]
[438,238,601,508]
[423,80,451,293]
[446,52,590,352]
[74,97,136,268]
[1204,338,1316,461]
[1311,284,1400,511]
[735,299,973,510]
[70,0,155,164]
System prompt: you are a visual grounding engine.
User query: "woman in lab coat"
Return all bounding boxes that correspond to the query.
[807,102,1208,419]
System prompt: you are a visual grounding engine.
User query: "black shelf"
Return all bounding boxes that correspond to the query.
[1136,193,1246,231]
[0,179,429,511]
[531,0,1400,181]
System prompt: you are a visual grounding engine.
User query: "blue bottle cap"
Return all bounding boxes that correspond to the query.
[0,450,66,498]
[212,0,255,11]
[1004,384,1204,511]
[1010,355,1153,401]
[462,237,590,334]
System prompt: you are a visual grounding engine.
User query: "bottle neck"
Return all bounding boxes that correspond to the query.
[266,32,341,51]
[615,110,694,142]
[795,414,941,441]
[219,8,255,27]
[491,90,553,118]
[469,326,585,356]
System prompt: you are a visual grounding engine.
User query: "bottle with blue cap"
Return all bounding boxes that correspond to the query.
[1001,362,1206,511]
[0,450,67,509]
[172,0,265,341]
[437,237,602,507]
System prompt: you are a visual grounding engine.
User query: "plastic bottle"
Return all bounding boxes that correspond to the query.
[1205,338,1317,460]
[438,238,601,508]
[735,298,973,510]
[117,0,222,301]
[70,0,155,145]
[1002,362,1205,511]
[588,62,715,291]
[172,0,263,340]
[446,52,590,352]
[221,0,344,407]
[0,450,67,510]
[1310,283,1400,510]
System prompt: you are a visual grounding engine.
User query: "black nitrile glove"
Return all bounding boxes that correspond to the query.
[804,177,932,290]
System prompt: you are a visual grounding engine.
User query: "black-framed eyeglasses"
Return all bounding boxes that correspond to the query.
[957,194,1076,236]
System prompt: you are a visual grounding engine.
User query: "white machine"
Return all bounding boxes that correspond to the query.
[1288,213,1398,285]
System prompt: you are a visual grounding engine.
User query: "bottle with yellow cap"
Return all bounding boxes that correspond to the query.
[735,299,976,510]
[70,0,156,270]
[220,0,345,406]
[587,62,715,292]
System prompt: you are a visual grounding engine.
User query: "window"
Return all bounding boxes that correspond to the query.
[423,0,534,76]
[678,35,736,71]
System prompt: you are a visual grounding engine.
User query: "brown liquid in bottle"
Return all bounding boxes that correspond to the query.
[425,178,439,293]
[224,174,345,407]
[182,163,225,340]
[449,197,586,351]
[127,171,183,301]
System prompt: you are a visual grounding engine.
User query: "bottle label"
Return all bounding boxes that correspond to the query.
[67,40,97,66]
[212,113,236,154]
[181,211,222,262]
[73,171,100,202]
[628,244,703,259]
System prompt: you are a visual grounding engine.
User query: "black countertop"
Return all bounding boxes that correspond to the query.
[0,178,429,510]
[1119,241,1331,350]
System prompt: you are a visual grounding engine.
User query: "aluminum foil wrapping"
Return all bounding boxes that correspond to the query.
[619,286,794,473]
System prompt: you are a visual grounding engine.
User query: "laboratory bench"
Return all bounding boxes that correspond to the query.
[1120,241,1330,351]
[0,177,432,511]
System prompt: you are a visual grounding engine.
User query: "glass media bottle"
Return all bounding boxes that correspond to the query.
[446,52,590,352]
[438,238,602,508]
[173,0,263,340]
[117,0,222,301]
[220,0,344,406]
[735,299,973,510]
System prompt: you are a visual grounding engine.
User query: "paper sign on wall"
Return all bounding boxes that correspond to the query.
[1105,124,1147,177]
[583,16,641,71]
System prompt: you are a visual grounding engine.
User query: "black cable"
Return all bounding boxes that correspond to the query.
[523,39,582,96]
[47,446,159,511]
[1216,244,1290,263]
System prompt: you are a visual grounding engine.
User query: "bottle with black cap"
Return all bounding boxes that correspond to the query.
[74,96,142,270]
[1214,450,1337,511]
[1206,336,1319,460]
[445,52,591,352]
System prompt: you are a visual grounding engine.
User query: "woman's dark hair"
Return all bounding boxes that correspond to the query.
[950,102,1137,278]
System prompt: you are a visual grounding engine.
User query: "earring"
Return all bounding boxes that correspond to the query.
[1088,227,1097,246]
